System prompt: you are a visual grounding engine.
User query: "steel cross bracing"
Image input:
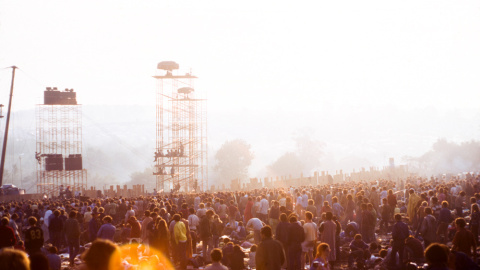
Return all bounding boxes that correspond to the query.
[36,103,87,197]
[154,66,208,192]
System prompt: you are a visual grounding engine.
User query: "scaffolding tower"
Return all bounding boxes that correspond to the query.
[36,88,87,197]
[153,61,208,192]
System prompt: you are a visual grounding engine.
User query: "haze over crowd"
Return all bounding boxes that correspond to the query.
[0,0,479,191]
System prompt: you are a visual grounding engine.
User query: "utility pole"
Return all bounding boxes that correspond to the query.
[0,66,17,186]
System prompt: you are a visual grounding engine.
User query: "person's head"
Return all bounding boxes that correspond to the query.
[29,252,49,270]
[316,243,330,259]
[28,217,37,226]
[455,218,466,229]
[0,248,30,270]
[289,215,298,223]
[82,239,122,270]
[1,217,9,226]
[280,213,287,222]
[394,214,402,222]
[173,214,181,222]
[354,234,362,241]
[250,245,257,253]
[48,246,58,254]
[442,201,449,208]
[424,207,432,215]
[206,210,214,217]
[210,248,223,263]
[424,243,449,266]
[325,211,333,220]
[69,211,77,219]
[102,215,112,224]
[233,245,242,253]
[53,210,60,217]
[305,211,313,221]
[260,225,273,239]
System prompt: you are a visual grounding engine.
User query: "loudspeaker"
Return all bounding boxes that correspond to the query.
[45,154,63,171]
[65,154,82,170]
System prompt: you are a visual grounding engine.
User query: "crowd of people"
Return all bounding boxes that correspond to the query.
[0,174,479,270]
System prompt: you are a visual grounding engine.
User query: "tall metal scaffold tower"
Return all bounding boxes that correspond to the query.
[36,88,87,197]
[153,61,207,192]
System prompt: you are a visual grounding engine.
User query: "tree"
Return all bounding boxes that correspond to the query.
[214,139,254,182]
[414,139,480,175]
[293,132,324,173]
[268,152,304,177]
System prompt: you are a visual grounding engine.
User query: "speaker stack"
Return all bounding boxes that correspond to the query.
[45,154,64,171]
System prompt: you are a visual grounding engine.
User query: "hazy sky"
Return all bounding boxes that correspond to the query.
[0,0,480,179]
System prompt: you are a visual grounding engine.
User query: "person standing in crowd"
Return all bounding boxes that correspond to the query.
[48,210,63,249]
[369,187,380,213]
[302,211,317,269]
[173,214,188,270]
[455,191,466,217]
[199,210,214,264]
[319,212,337,269]
[437,201,453,243]
[256,226,285,270]
[332,197,344,220]
[360,203,374,243]
[228,200,239,225]
[156,218,171,258]
[345,194,355,224]
[125,205,135,223]
[269,200,280,235]
[452,217,477,261]
[387,189,397,219]
[24,217,44,256]
[188,208,200,251]
[88,212,100,242]
[390,214,409,269]
[287,215,305,270]
[419,207,437,248]
[258,195,269,223]
[197,203,207,218]
[380,198,391,233]
[470,203,480,245]
[407,189,421,223]
[244,197,254,223]
[0,217,16,249]
[275,213,290,268]
[64,211,81,267]
[97,215,116,241]
[127,216,141,240]
[141,210,153,246]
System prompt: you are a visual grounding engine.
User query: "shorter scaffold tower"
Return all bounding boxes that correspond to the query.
[36,88,87,197]
[153,61,208,192]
